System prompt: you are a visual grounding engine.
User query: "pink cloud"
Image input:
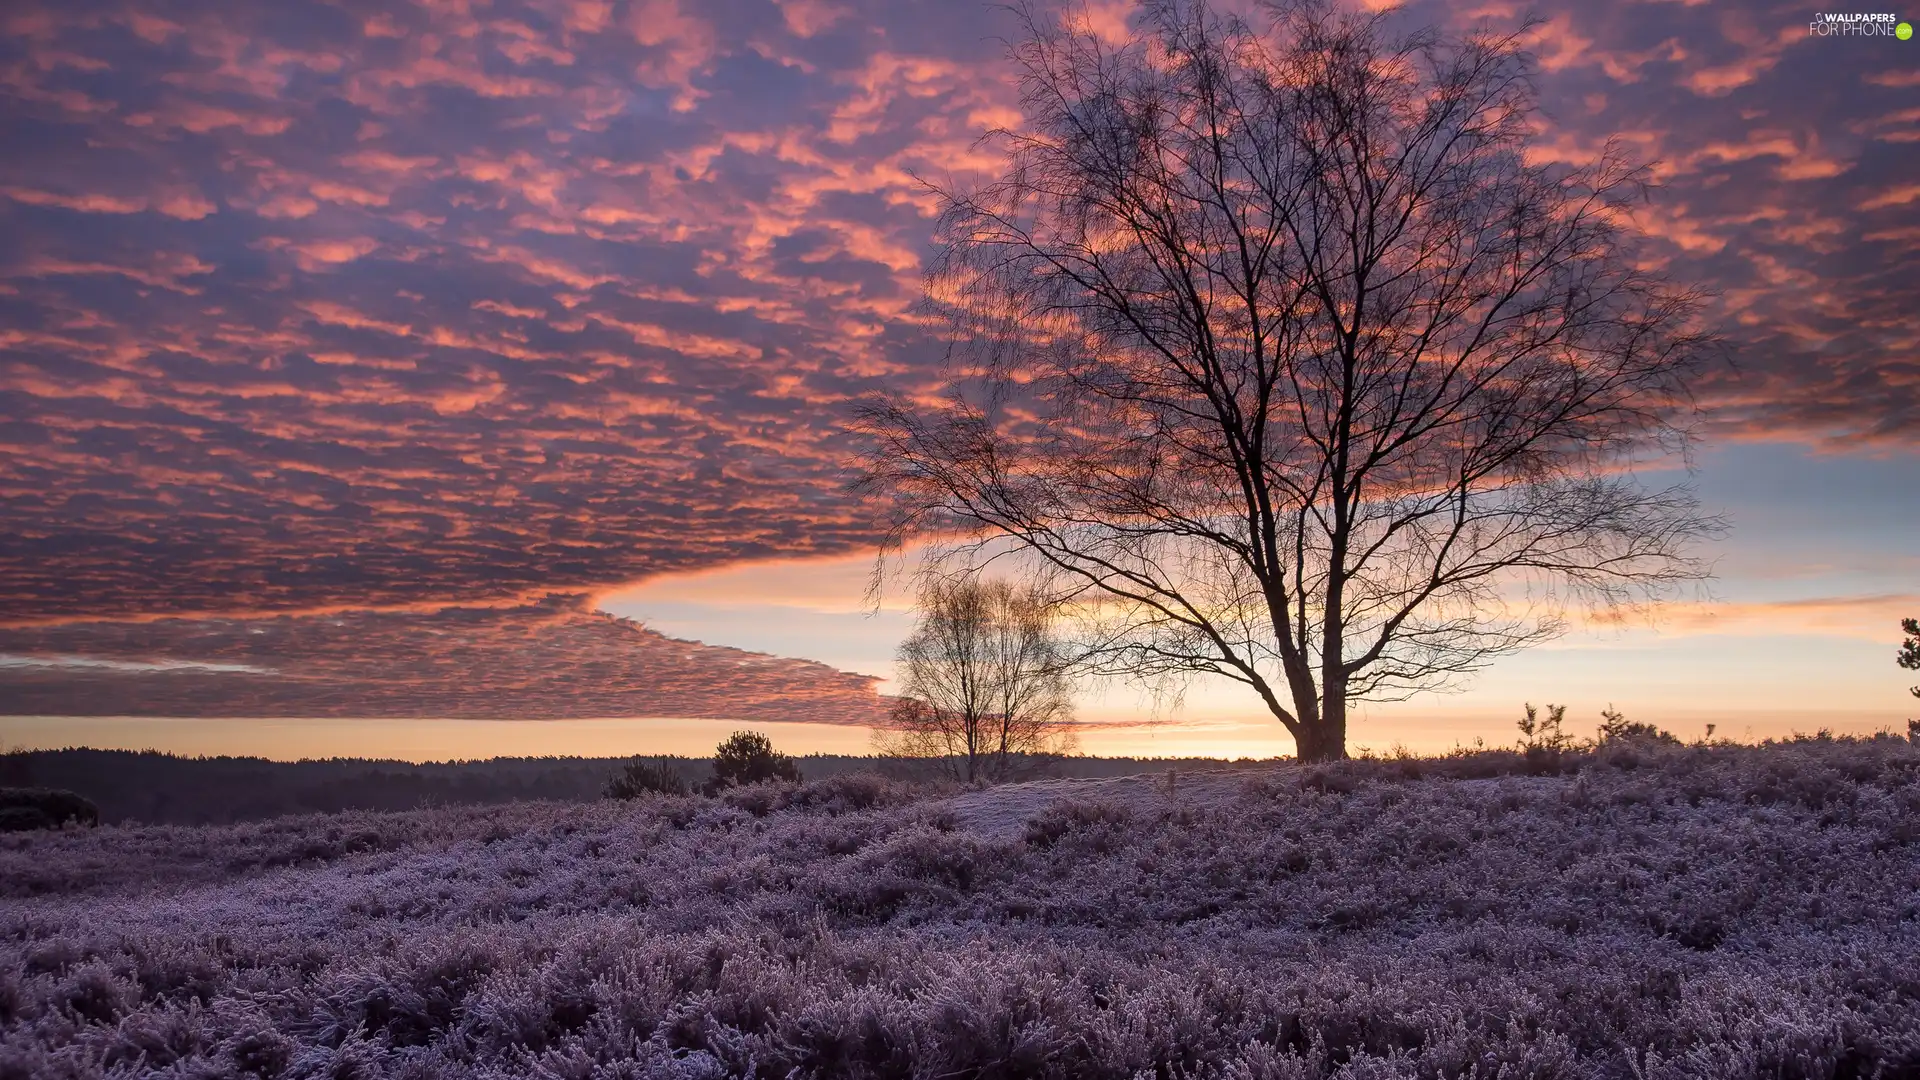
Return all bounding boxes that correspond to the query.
[0,595,893,724]
[2,188,148,214]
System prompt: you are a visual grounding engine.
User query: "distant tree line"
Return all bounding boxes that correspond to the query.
[0,748,623,825]
[0,746,1276,826]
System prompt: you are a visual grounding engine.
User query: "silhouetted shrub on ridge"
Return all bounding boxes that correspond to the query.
[0,787,99,831]
[1597,705,1680,746]
[704,731,800,794]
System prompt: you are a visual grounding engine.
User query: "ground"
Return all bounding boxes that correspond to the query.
[3,737,1919,1079]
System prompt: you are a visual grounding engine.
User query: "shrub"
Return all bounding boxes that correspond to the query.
[703,763,835,817]
[1299,763,1364,793]
[605,757,691,799]
[720,782,790,818]
[781,772,903,814]
[0,787,100,829]
[1597,706,1679,746]
[705,731,800,793]
[0,806,54,832]
[1517,703,1575,752]
[1023,798,1134,849]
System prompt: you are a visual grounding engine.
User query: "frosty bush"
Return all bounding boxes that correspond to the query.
[605,756,692,800]
[2,737,1918,1078]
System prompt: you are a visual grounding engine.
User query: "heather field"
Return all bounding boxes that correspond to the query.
[5,737,1920,1080]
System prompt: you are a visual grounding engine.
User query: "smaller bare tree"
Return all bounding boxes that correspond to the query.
[880,577,1078,782]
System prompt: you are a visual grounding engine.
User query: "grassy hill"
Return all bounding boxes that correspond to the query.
[3,735,1918,1077]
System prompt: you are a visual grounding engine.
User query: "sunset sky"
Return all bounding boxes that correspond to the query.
[1,0,1915,761]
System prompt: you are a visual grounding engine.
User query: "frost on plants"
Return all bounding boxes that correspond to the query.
[2,739,1919,1078]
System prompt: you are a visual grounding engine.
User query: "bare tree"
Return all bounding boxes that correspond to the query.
[855,0,1723,762]
[880,577,1078,781]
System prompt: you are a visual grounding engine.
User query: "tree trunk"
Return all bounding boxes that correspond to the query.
[1294,723,1346,763]
[1314,691,1349,762]
[1284,675,1338,762]
[1293,687,1349,762]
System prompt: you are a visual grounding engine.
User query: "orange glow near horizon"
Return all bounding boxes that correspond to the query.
[3,706,1907,765]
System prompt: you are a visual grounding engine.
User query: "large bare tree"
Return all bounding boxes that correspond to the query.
[855,0,1724,762]
[881,577,1078,782]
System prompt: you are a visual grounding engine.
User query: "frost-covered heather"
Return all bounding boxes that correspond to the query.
[4,738,1920,1079]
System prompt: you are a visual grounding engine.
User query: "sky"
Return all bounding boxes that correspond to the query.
[0,0,1915,762]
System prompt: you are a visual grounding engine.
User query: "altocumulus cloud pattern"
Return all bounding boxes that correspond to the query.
[1,0,1017,620]
[0,594,892,722]
[0,0,1913,717]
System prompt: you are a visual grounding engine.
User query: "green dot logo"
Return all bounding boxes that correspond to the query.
[1899,21,1914,39]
